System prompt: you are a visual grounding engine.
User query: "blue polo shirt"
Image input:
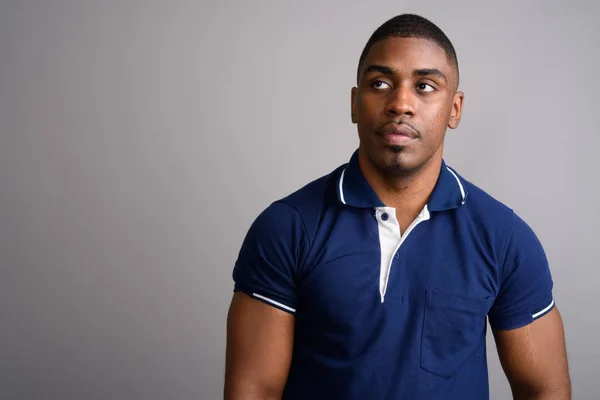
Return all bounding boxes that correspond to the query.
[232,150,555,399]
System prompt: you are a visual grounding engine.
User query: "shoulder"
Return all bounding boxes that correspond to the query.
[271,163,344,227]
[460,174,514,222]
[454,169,515,227]
[451,168,541,253]
[278,164,344,211]
[246,164,344,240]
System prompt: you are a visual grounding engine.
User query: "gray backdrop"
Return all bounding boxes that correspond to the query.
[1,0,598,399]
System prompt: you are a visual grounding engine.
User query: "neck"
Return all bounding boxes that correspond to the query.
[358,152,442,216]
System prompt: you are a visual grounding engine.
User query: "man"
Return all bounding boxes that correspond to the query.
[224,14,570,399]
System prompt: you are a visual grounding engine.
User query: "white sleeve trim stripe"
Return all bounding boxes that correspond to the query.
[532,299,555,319]
[253,293,296,313]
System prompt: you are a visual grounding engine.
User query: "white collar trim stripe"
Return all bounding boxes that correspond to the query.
[445,166,466,204]
[339,164,466,207]
[339,168,347,205]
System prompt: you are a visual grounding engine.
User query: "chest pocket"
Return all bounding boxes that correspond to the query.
[420,289,493,379]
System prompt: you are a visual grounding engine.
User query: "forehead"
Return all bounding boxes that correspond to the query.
[361,37,455,80]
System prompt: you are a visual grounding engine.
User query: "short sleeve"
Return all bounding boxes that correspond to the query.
[232,201,308,315]
[488,212,555,330]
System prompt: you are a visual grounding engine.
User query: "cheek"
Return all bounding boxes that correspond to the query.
[356,98,369,116]
[434,111,448,127]
[426,104,452,128]
[358,94,383,114]
[418,107,451,146]
[356,106,380,127]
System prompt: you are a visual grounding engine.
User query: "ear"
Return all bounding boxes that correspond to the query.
[351,87,358,124]
[448,91,464,129]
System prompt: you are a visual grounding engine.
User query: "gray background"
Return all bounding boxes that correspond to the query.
[0,0,597,399]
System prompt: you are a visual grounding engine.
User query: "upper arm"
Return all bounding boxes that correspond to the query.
[232,201,308,314]
[225,291,295,400]
[493,307,570,398]
[488,212,555,331]
[488,212,570,397]
[225,201,308,399]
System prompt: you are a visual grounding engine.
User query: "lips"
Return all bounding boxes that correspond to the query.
[377,122,418,145]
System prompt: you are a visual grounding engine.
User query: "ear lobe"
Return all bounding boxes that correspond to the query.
[448,110,462,129]
[448,116,460,129]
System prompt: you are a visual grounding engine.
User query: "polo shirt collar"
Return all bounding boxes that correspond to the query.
[337,149,468,211]
[427,160,468,212]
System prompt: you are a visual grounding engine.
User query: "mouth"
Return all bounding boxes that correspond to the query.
[377,122,418,146]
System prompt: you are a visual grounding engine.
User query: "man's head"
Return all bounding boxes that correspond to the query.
[356,14,460,87]
[351,14,464,177]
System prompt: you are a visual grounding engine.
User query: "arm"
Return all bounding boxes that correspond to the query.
[488,212,570,399]
[224,292,295,400]
[225,201,306,398]
[493,307,571,399]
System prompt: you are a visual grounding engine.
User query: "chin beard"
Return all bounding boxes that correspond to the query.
[386,146,405,169]
[381,146,423,177]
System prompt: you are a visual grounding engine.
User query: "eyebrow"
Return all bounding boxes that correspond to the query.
[413,68,448,83]
[362,65,448,83]
[363,64,394,76]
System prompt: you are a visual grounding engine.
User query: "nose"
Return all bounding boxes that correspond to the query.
[385,84,416,118]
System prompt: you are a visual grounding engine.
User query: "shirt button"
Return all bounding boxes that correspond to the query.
[381,213,389,221]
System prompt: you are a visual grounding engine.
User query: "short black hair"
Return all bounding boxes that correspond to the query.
[357,14,459,85]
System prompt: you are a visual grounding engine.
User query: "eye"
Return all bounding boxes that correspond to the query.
[372,80,391,90]
[417,82,435,92]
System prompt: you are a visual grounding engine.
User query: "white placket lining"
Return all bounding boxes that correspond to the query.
[376,206,430,303]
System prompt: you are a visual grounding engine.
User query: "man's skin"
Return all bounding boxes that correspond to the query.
[224,37,571,399]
